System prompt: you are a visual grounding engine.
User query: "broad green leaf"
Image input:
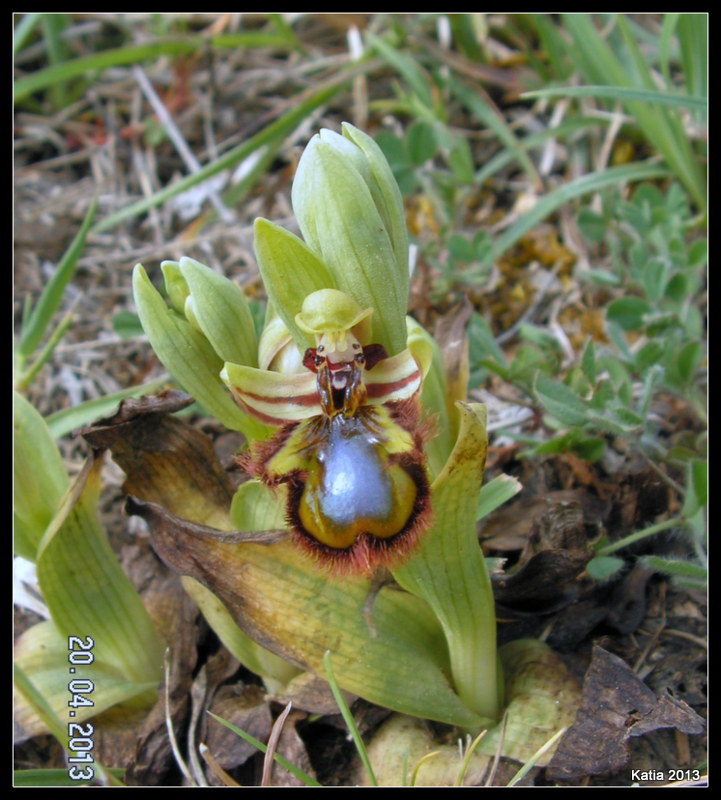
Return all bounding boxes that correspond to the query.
[577,207,607,243]
[677,340,702,385]
[606,297,652,331]
[111,310,144,339]
[184,480,301,688]
[36,455,164,689]
[365,640,581,784]
[406,119,437,165]
[394,404,499,722]
[180,577,300,690]
[586,555,625,581]
[140,503,485,728]
[13,392,68,561]
[103,403,485,728]
[580,340,597,383]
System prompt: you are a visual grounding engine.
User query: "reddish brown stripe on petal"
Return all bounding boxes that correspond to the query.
[233,386,321,407]
[233,396,298,427]
[365,369,420,398]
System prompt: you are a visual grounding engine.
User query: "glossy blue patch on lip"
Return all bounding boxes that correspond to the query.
[316,415,393,526]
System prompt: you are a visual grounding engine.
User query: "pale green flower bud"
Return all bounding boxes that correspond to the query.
[133,262,268,441]
[291,125,409,356]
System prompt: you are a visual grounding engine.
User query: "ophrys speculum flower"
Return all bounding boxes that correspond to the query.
[222,289,432,574]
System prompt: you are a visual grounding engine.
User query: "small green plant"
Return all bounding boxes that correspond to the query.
[468,180,706,588]
[128,123,578,775]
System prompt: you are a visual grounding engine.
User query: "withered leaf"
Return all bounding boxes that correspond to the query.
[492,549,592,615]
[546,645,705,782]
[82,391,234,528]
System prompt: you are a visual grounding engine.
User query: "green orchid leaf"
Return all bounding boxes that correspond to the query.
[14,621,157,740]
[476,639,581,763]
[35,453,164,690]
[13,392,68,561]
[82,393,298,689]
[393,403,499,722]
[364,639,581,785]
[133,498,485,729]
[179,577,300,690]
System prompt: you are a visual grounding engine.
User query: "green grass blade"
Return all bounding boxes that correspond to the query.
[16,196,98,362]
[14,38,204,102]
[677,14,707,120]
[13,768,125,788]
[522,84,707,111]
[487,161,672,265]
[93,80,349,234]
[15,311,74,392]
[559,14,705,210]
[44,375,172,439]
[39,14,71,108]
[207,712,322,786]
[13,13,42,55]
[477,474,522,521]
[366,31,435,111]
[475,117,610,185]
[447,74,541,188]
[324,651,378,786]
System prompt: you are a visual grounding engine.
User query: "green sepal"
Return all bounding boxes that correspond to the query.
[132,263,269,440]
[253,217,337,354]
[341,123,410,284]
[159,260,190,314]
[172,256,258,368]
